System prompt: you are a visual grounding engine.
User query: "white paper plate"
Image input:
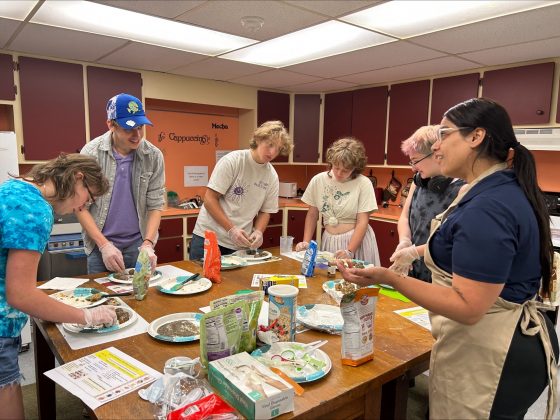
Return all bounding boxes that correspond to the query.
[233,250,272,261]
[251,341,332,383]
[108,269,162,285]
[157,277,212,295]
[62,307,137,334]
[322,280,384,304]
[49,288,107,309]
[147,312,202,343]
[220,255,248,270]
[297,304,343,333]
[293,250,334,264]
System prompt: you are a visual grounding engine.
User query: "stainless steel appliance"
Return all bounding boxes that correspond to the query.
[544,191,560,252]
[279,182,297,198]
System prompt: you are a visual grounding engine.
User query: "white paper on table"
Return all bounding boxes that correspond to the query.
[38,277,90,290]
[250,273,307,288]
[282,251,304,262]
[394,306,431,331]
[94,265,195,293]
[44,346,161,411]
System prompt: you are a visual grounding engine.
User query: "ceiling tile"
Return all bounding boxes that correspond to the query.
[287,79,358,93]
[285,1,379,17]
[9,23,128,62]
[93,0,204,19]
[231,69,321,89]
[410,4,560,54]
[460,37,560,67]
[175,0,327,41]
[98,42,206,72]
[170,57,270,81]
[338,56,480,85]
[284,40,444,78]
[0,18,21,48]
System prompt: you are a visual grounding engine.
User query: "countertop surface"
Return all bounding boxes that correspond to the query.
[162,197,401,222]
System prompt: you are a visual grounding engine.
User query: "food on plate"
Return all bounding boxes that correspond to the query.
[157,319,199,338]
[113,268,135,280]
[335,280,359,295]
[116,308,130,324]
[104,298,122,306]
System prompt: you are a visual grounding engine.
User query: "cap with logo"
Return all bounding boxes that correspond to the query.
[106,93,153,128]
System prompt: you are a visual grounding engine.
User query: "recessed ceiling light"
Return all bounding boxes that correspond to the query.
[0,1,38,20]
[29,0,257,56]
[222,20,395,68]
[341,0,560,38]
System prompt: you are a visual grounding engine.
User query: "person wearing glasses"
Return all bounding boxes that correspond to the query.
[0,154,118,419]
[295,137,380,264]
[77,93,165,274]
[337,98,558,419]
[389,125,465,281]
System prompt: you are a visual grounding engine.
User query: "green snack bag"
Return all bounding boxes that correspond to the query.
[132,249,151,300]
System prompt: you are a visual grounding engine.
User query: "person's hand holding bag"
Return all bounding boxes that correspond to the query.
[249,229,263,249]
[227,226,252,248]
[99,242,125,272]
[139,243,157,273]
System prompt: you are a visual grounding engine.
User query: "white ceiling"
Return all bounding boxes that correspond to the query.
[1,0,560,92]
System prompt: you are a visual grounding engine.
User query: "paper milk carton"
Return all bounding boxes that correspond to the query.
[208,352,294,420]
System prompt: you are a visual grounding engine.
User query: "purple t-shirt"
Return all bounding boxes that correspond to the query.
[102,150,141,248]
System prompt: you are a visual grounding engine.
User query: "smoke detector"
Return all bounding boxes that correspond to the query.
[241,16,264,33]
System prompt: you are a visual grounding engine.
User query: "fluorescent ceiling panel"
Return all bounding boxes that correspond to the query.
[222,20,395,67]
[30,0,257,55]
[0,1,38,20]
[341,0,559,38]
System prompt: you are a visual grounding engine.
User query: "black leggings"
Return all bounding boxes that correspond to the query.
[490,313,559,420]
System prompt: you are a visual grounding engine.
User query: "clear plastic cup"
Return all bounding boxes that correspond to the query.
[280,236,294,255]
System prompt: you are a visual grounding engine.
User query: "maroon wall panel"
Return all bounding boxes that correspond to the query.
[352,86,388,164]
[19,57,85,160]
[482,62,554,125]
[257,90,290,162]
[557,80,560,123]
[387,80,430,165]
[87,66,142,139]
[430,73,480,124]
[0,54,14,100]
[323,91,353,162]
[293,94,320,162]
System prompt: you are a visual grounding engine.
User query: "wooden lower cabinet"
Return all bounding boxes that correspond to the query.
[156,217,184,263]
[262,225,283,248]
[369,219,399,268]
[286,210,308,244]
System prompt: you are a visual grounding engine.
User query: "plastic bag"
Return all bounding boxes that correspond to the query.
[399,177,414,206]
[166,393,238,420]
[203,230,221,283]
[132,248,151,300]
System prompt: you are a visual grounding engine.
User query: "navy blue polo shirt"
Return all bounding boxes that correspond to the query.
[429,170,541,303]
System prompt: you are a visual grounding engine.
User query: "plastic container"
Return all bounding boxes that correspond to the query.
[268,284,299,342]
[279,236,294,255]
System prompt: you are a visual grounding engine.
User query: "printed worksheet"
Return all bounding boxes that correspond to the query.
[394,306,431,331]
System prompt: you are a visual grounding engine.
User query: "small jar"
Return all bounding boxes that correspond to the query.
[327,265,337,278]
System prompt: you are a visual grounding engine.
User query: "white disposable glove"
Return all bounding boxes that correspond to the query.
[334,249,354,259]
[139,244,157,273]
[228,226,252,248]
[82,305,117,327]
[249,230,263,249]
[99,242,125,273]
[295,241,309,252]
[394,238,413,253]
[389,245,420,275]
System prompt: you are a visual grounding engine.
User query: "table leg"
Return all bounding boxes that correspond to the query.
[380,374,409,420]
[33,320,56,420]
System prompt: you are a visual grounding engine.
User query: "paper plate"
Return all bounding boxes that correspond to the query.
[322,280,382,304]
[251,341,332,383]
[63,307,137,334]
[108,269,162,285]
[233,250,272,261]
[49,288,107,309]
[220,255,248,270]
[147,312,202,343]
[293,250,334,265]
[157,277,212,295]
[296,304,343,333]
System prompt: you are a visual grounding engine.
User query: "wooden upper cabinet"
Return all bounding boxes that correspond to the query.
[87,66,143,139]
[0,54,15,100]
[557,79,560,124]
[257,90,290,163]
[387,80,430,166]
[19,57,85,160]
[293,94,320,163]
[323,91,353,162]
[482,62,554,125]
[430,73,480,124]
[352,86,388,165]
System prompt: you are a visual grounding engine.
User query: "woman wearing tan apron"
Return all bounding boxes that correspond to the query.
[337,98,558,419]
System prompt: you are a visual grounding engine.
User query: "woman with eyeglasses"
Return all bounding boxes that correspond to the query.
[389,125,465,282]
[337,98,558,419]
[0,154,117,418]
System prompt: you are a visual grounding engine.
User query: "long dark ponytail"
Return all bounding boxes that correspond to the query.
[445,98,553,295]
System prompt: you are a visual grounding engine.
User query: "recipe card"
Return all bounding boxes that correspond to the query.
[44,346,161,410]
[394,306,431,331]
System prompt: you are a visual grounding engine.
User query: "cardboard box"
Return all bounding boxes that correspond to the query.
[209,352,294,420]
[260,275,299,294]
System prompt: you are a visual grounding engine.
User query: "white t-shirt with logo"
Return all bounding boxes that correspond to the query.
[193,149,279,249]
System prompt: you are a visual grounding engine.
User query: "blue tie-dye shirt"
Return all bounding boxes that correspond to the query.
[0,180,53,337]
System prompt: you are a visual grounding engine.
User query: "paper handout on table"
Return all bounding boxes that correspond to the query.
[394,306,431,331]
[38,277,90,290]
[44,346,161,410]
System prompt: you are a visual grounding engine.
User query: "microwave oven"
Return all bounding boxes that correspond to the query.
[279,182,297,198]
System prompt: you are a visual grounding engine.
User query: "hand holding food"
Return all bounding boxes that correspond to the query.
[228,226,252,248]
[249,229,263,249]
[82,305,117,327]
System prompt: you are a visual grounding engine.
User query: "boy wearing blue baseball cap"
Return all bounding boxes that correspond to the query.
[77,93,165,275]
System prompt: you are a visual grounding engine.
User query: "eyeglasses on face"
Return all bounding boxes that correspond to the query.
[83,181,96,208]
[437,126,473,142]
[408,152,433,167]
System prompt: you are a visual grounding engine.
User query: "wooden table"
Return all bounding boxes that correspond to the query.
[34,249,433,419]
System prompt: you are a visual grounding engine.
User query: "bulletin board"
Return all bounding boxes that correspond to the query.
[146,110,239,201]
